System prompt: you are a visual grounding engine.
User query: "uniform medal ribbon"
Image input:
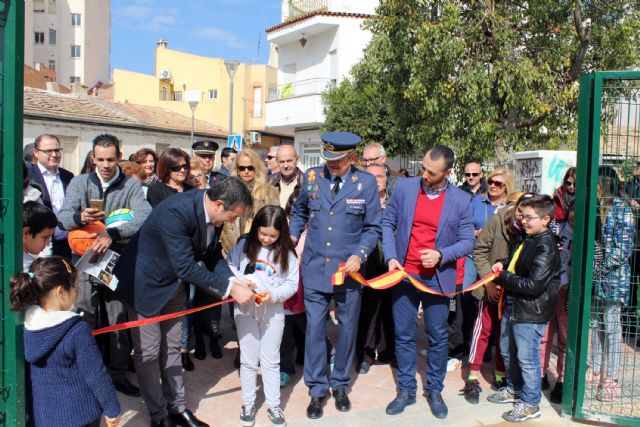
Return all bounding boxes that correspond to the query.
[331,263,497,297]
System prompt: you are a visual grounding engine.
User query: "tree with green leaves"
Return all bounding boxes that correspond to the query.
[323,0,640,167]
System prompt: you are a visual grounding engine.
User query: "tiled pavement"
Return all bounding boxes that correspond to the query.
[115,314,582,427]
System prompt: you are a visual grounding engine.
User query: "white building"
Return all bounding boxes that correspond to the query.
[265,0,378,168]
[24,0,111,88]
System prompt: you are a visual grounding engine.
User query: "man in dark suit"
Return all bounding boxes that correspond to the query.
[382,145,475,419]
[114,177,256,427]
[27,134,74,258]
[289,132,382,419]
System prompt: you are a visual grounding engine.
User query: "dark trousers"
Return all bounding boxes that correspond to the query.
[392,278,450,393]
[129,286,186,422]
[304,286,362,397]
[76,271,130,382]
[281,313,307,375]
[447,292,465,358]
[355,287,395,364]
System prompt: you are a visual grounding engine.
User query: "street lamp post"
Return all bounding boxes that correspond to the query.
[188,100,198,143]
[224,59,240,135]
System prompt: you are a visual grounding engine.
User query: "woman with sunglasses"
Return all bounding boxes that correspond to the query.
[146,148,193,208]
[553,167,576,222]
[221,149,279,255]
[460,167,515,404]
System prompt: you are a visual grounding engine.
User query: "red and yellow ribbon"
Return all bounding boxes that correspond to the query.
[332,264,497,297]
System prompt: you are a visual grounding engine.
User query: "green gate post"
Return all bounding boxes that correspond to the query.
[0,0,25,425]
[564,71,640,425]
[563,72,601,420]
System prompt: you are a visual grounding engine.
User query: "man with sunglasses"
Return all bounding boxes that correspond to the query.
[265,145,280,176]
[460,162,486,196]
[27,134,75,258]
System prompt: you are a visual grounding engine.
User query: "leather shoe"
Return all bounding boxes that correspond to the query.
[151,415,176,427]
[357,361,371,374]
[181,353,194,371]
[306,395,327,419]
[332,388,351,412]
[170,409,208,427]
[113,378,141,397]
[386,391,416,415]
[209,339,222,359]
[426,391,448,419]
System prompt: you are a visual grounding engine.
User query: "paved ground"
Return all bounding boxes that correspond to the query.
[115,312,584,427]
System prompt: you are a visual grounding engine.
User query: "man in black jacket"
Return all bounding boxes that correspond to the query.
[28,134,74,258]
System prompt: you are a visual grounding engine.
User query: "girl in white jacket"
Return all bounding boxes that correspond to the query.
[227,205,299,427]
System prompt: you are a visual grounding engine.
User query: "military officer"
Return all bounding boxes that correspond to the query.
[289,132,382,419]
[192,140,225,187]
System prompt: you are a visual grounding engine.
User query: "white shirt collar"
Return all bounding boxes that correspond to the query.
[37,161,59,177]
[203,193,212,226]
[97,167,120,189]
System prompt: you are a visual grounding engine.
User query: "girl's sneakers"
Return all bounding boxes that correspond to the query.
[267,406,286,427]
[239,404,256,427]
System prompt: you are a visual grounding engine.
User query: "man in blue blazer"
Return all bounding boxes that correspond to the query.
[382,145,474,419]
[27,134,75,258]
[289,132,382,419]
[114,177,256,427]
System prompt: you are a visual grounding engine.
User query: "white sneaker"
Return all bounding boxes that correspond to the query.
[267,406,286,427]
[447,358,462,372]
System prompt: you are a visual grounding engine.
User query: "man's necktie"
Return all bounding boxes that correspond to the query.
[332,177,342,199]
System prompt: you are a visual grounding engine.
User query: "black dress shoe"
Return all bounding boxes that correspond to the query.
[194,339,206,360]
[113,378,141,397]
[306,395,327,419]
[170,409,208,427]
[209,339,222,359]
[181,353,194,371]
[151,415,176,427]
[332,388,351,412]
[357,361,371,374]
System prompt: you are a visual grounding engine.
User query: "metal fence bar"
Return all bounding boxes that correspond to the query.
[0,1,25,425]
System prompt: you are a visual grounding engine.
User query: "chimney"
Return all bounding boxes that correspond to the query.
[157,39,168,49]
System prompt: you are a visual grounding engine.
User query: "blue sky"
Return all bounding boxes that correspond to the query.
[111,0,282,75]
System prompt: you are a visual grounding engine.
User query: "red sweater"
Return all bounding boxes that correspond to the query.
[404,189,446,275]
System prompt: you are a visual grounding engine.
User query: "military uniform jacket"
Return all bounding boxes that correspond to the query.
[289,165,382,293]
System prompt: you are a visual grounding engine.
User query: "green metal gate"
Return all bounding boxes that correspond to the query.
[0,0,24,425]
[565,71,640,425]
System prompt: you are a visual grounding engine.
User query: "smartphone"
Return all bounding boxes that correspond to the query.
[89,199,104,211]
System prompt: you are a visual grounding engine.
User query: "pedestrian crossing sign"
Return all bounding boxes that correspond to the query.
[227,135,243,151]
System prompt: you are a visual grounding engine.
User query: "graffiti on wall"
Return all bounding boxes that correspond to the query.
[517,158,542,193]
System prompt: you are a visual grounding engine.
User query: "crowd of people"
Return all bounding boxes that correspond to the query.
[15,131,631,427]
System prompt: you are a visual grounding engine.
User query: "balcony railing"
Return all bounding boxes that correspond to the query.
[268,78,335,101]
[286,0,328,21]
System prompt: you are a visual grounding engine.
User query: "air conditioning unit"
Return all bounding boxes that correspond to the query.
[159,70,172,80]
[249,131,261,144]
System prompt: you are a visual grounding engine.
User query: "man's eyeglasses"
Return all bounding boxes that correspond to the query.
[170,164,189,172]
[36,147,63,156]
[517,214,540,223]
[266,155,275,160]
[363,155,384,164]
[465,172,480,177]
[487,179,505,189]
[238,165,256,172]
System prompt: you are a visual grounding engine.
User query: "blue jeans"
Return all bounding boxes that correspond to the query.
[392,276,449,394]
[500,306,547,405]
[181,284,196,350]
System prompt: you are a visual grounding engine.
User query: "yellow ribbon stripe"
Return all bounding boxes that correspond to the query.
[332,264,497,297]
